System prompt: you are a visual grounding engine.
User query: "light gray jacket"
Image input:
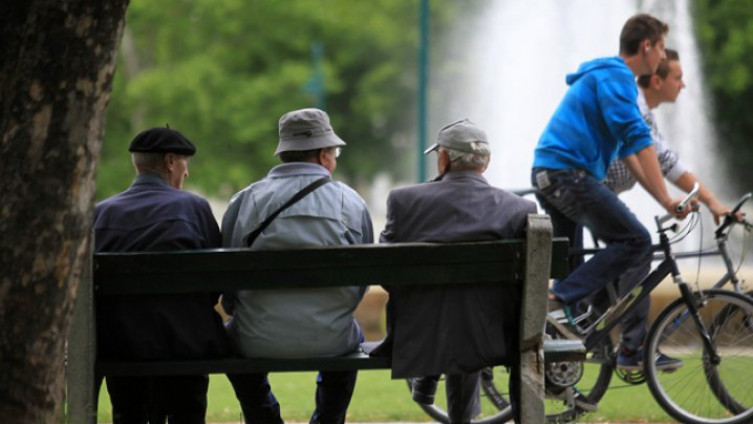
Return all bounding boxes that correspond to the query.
[222,162,373,358]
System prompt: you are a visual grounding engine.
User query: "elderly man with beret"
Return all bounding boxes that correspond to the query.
[221,108,374,424]
[377,119,537,424]
[94,127,230,423]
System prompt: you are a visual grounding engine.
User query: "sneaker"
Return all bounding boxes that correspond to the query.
[548,296,566,311]
[548,299,581,329]
[616,349,642,371]
[653,351,683,371]
[547,297,572,320]
[617,348,683,372]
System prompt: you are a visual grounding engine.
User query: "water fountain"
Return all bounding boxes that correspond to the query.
[429,0,731,254]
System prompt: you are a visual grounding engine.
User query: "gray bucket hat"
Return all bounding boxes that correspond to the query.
[275,108,346,155]
[424,118,490,155]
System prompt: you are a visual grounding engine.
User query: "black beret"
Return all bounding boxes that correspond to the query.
[128,127,196,156]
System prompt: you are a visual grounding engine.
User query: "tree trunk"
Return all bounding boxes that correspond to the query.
[0,1,128,422]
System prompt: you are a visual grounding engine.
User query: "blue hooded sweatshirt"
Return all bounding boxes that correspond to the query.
[532,57,652,180]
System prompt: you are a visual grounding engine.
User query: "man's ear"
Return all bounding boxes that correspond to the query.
[317,148,327,164]
[164,153,176,171]
[438,149,450,174]
[651,73,663,90]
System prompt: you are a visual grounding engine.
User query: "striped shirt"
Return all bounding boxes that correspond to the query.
[604,91,687,194]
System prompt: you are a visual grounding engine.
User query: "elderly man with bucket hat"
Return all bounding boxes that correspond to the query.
[94,127,230,423]
[376,119,537,424]
[221,108,374,424]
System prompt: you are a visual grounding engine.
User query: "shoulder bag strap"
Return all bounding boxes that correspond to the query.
[245,176,332,247]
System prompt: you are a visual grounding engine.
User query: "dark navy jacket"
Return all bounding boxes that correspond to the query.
[94,174,229,360]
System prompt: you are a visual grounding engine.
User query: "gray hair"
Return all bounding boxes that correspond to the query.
[444,145,490,170]
[131,151,167,174]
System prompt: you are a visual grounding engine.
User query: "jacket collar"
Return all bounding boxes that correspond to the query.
[267,162,330,178]
[439,170,489,185]
[131,173,170,187]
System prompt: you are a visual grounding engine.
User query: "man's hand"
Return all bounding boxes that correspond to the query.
[707,199,737,226]
[666,197,693,220]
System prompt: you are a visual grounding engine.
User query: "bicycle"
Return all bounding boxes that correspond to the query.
[409,187,753,424]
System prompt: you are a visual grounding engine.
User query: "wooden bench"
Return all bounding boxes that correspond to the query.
[67,214,576,423]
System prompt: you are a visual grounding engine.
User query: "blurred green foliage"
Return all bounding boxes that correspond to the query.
[693,0,753,193]
[98,0,479,200]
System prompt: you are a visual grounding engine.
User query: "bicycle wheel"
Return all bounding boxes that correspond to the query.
[406,368,513,424]
[644,289,753,424]
[705,293,753,414]
[406,336,613,424]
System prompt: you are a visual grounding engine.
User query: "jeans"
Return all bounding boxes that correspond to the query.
[589,253,652,352]
[532,168,651,304]
[227,370,357,424]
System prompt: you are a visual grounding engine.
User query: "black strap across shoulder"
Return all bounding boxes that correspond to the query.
[245,176,332,247]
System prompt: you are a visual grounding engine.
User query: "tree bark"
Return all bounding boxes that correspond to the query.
[0,1,128,422]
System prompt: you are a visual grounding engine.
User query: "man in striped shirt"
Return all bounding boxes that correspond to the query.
[603,48,731,371]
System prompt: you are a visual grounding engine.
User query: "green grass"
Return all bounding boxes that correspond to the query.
[97,370,432,423]
[97,369,682,423]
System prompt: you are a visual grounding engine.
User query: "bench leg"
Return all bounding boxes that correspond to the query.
[518,346,545,423]
[67,244,98,424]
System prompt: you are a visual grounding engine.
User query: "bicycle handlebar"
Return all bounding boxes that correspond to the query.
[715,192,752,238]
[655,182,700,227]
[676,182,700,213]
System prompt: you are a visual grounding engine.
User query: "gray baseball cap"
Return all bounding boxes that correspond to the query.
[275,108,346,155]
[424,118,490,155]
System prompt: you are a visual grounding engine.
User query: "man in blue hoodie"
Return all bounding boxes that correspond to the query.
[531,13,689,392]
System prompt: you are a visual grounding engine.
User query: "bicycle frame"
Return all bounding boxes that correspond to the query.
[577,230,682,352]
[577,231,745,294]
[567,233,747,354]
[560,185,722,361]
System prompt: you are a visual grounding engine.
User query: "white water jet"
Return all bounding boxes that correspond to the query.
[429,0,733,253]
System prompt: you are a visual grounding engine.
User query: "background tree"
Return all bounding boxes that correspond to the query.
[0,2,128,422]
[99,0,478,200]
[693,0,753,194]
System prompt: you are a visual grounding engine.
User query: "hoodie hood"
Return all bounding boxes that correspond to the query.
[534,55,651,180]
[566,57,629,85]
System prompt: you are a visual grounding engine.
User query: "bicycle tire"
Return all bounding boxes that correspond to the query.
[644,289,753,424]
[407,335,614,424]
[406,370,513,424]
[705,291,753,414]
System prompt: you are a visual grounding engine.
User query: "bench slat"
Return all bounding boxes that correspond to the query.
[98,353,391,376]
[96,340,586,377]
[95,240,526,295]
[94,239,570,295]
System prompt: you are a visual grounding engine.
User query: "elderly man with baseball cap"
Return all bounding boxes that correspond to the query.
[222,108,374,424]
[377,119,537,424]
[94,127,230,423]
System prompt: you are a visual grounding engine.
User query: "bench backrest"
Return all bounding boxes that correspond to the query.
[94,236,568,295]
